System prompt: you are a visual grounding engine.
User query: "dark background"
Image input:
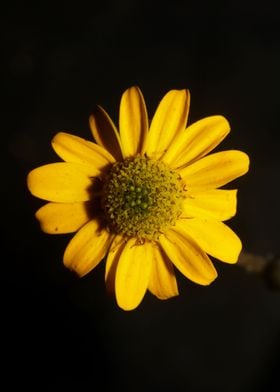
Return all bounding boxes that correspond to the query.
[3,1,280,391]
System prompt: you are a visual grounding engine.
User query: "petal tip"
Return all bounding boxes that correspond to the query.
[26,168,38,196]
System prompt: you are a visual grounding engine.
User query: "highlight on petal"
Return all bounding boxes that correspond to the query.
[105,235,126,294]
[179,150,250,191]
[163,115,230,167]
[27,162,98,202]
[176,218,242,263]
[182,189,237,221]
[119,86,148,157]
[159,229,217,285]
[52,132,115,171]
[115,239,152,311]
[63,219,112,277]
[148,244,179,300]
[35,202,90,234]
[89,105,123,161]
[145,89,190,159]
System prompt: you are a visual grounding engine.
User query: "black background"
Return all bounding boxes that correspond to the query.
[3,1,280,391]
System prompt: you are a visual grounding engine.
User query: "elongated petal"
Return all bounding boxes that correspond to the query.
[105,235,126,294]
[163,115,230,167]
[145,89,190,159]
[63,219,112,277]
[179,150,250,191]
[119,86,148,157]
[35,202,90,234]
[176,218,242,263]
[159,230,217,285]
[52,132,115,171]
[27,162,98,202]
[89,105,123,161]
[115,239,152,311]
[182,189,237,221]
[148,245,179,299]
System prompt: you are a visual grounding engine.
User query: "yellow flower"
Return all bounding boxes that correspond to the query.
[27,87,249,311]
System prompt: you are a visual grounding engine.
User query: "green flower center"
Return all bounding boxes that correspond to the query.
[102,156,185,241]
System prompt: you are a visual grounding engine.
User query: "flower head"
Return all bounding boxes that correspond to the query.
[27,87,249,310]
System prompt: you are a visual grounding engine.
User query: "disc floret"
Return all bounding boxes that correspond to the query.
[102,156,185,240]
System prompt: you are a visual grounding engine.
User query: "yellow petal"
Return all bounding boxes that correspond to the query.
[163,115,230,167]
[145,89,190,159]
[182,189,237,221]
[176,218,242,263]
[105,235,126,294]
[179,150,250,191]
[119,86,148,157]
[52,132,115,171]
[63,219,112,277]
[35,202,91,234]
[27,162,98,202]
[89,105,123,161]
[115,239,152,311]
[148,245,179,299]
[159,229,217,285]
